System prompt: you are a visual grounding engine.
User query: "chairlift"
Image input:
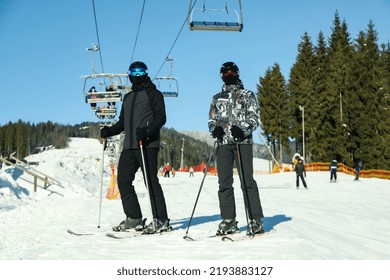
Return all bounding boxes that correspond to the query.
[95,105,117,119]
[82,72,129,119]
[82,73,128,103]
[82,44,129,107]
[99,121,116,129]
[156,76,179,97]
[106,139,117,158]
[155,57,179,97]
[188,0,243,32]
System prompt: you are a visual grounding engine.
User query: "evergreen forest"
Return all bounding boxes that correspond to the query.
[258,12,390,169]
[0,121,213,170]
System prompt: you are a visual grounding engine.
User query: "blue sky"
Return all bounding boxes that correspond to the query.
[1,0,389,141]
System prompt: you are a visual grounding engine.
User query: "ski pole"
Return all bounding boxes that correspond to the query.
[139,140,157,232]
[183,140,217,240]
[97,139,107,228]
[235,140,254,234]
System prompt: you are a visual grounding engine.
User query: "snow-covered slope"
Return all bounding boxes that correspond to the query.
[1,138,389,267]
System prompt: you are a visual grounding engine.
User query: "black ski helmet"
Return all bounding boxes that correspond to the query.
[129,61,148,72]
[220,62,239,76]
[220,62,240,85]
[128,61,148,85]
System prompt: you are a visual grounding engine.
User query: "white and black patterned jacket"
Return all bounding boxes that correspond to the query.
[208,82,260,145]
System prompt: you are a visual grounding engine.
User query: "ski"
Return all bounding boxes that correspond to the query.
[67,229,95,236]
[183,231,241,242]
[183,234,221,241]
[105,231,143,239]
[221,230,274,242]
[66,227,106,236]
[106,229,174,239]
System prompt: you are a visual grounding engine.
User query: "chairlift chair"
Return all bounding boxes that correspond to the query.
[188,0,243,32]
[95,105,117,119]
[99,121,116,129]
[155,56,179,97]
[106,140,116,158]
[82,73,128,104]
[155,76,179,97]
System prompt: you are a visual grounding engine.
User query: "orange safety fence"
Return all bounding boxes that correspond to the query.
[272,162,390,180]
[106,160,120,199]
[178,162,218,175]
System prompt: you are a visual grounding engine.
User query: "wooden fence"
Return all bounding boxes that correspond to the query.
[0,155,60,192]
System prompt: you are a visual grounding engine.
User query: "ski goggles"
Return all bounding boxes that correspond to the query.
[221,70,239,77]
[128,68,147,77]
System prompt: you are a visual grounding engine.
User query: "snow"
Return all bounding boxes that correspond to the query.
[1,137,389,279]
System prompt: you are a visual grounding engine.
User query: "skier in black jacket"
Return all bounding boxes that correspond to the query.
[100,61,171,234]
[295,158,308,189]
[329,160,338,182]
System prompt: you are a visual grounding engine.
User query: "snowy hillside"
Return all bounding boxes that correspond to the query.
[180,129,272,159]
[181,130,215,146]
[1,137,389,278]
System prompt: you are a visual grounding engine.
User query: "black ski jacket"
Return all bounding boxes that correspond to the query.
[295,162,306,176]
[104,78,166,149]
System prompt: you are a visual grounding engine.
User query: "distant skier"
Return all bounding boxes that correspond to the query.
[330,160,338,182]
[100,61,171,234]
[209,61,264,236]
[88,86,97,110]
[354,160,362,181]
[295,158,308,189]
[189,166,194,177]
[292,150,301,168]
[164,163,171,177]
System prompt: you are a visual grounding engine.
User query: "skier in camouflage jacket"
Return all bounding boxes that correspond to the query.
[208,62,264,236]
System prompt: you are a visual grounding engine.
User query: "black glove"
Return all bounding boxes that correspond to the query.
[212,126,225,140]
[100,126,110,138]
[136,127,150,141]
[230,126,244,140]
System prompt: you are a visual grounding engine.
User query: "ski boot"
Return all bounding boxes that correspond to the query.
[247,219,264,236]
[216,219,239,236]
[112,217,146,232]
[143,219,173,234]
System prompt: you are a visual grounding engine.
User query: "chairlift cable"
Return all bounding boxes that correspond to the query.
[153,0,199,80]
[91,0,105,73]
[130,0,147,63]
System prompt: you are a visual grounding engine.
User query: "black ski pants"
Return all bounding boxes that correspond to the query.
[216,144,264,221]
[117,148,168,221]
[330,170,337,181]
[354,170,360,181]
[296,173,307,188]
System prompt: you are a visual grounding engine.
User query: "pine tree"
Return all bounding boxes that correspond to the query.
[288,32,317,161]
[312,31,330,161]
[257,64,289,164]
[379,43,390,168]
[350,21,388,168]
[323,12,353,165]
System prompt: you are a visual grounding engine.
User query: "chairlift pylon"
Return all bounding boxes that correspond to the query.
[155,56,179,97]
[188,0,243,32]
